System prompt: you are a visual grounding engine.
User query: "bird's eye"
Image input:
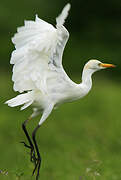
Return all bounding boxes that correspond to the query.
[98,63,101,67]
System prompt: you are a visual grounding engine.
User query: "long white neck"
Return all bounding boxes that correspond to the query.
[81,68,95,91]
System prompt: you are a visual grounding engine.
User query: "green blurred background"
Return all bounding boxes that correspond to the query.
[0,0,121,180]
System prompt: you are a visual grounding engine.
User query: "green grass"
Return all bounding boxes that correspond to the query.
[0,71,121,180]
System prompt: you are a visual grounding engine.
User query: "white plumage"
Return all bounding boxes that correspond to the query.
[6,3,115,125]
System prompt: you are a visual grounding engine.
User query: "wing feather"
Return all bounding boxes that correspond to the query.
[56,3,71,26]
[10,4,71,93]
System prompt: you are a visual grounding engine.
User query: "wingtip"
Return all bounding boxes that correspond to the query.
[63,3,71,13]
[66,3,71,10]
[56,3,71,26]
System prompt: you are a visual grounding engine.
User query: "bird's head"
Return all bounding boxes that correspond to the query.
[84,59,116,72]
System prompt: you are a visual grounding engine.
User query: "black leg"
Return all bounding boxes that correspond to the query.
[21,119,37,164]
[32,125,41,180]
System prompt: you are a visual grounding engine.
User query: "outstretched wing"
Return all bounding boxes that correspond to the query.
[11,3,71,93]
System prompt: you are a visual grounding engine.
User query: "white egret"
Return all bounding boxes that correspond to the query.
[5,3,115,180]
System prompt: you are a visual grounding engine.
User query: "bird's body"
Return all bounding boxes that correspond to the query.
[5,3,115,180]
[6,60,93,122]
[6,4,93,124]
[30,72,90,110]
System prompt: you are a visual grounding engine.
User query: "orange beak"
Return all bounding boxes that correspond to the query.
[100,63,116,68]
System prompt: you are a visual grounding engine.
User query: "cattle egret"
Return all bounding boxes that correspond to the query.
[5,3,115,180]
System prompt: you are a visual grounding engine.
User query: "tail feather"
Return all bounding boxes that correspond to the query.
[20,100,33,110]
[5,91,33,110]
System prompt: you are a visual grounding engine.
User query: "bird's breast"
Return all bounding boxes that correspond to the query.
[50,84,90,107]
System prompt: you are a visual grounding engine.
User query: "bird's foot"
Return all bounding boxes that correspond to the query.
[20,141,31,148]
[32,156,41,180]
[20,141,37,164]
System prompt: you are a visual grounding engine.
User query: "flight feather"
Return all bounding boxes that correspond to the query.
[10,4,71,94]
